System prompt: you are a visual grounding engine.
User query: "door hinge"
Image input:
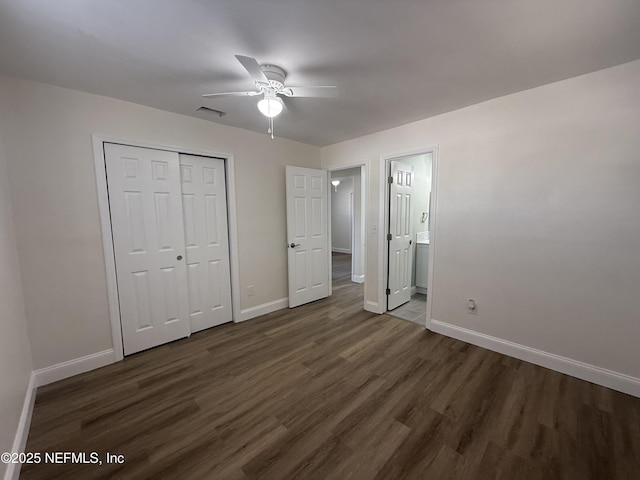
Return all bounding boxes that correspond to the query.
[388,175,393,184]
[386,288,391,295]
[387,233,392,241]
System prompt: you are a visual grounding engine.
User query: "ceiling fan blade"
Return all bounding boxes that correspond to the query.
[285,86,338,98]
[202,91,260,98]
[235,55,270,84]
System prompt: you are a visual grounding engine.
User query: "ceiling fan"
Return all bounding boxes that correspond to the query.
[203,55,337,139]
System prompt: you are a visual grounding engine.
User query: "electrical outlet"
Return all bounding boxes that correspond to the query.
[467,299,478,314]
[247,285,255,297]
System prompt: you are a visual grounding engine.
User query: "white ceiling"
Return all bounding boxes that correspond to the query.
[1,1,639,146]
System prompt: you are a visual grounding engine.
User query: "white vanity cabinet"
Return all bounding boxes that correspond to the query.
[416,243,429,290]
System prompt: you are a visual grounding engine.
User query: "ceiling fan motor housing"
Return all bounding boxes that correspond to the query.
[259,64,287,92]
[260,64,286,84]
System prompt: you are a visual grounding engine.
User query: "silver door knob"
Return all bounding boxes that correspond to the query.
[289,243,300,248]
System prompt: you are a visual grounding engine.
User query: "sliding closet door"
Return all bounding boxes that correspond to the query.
[104,143,190,355]
[180,154,233,332]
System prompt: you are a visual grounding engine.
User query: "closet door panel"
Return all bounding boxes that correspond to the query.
[105,143,190,355]
[180,154,233,332]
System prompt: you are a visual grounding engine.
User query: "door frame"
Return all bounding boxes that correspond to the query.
[350,191,355,270]
[378,146,439,328]
[92,134,241,361]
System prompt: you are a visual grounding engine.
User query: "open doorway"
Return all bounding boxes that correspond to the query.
[329,166,365,299]
[384,152,433,325]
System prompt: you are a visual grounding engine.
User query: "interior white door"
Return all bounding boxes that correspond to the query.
[179,154,232,332]
[286,166,330,308]
[387,160,414,310]
[104,143,190,355]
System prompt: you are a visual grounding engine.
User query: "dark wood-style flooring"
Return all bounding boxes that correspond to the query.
[21,253,640,479]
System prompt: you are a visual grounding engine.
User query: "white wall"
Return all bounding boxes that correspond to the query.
[322,59,640,384]
[0,75,320,370]
[0,102,33,478]
[331,176,354,253]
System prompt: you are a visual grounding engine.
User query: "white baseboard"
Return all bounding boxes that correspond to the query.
[365,300,383,314]
[411,286,417,296]
[429,320,640,398]
[415,286,427,295]
[332,248,351,254]
[237,297,288,322]
[351,274,365,284]
[33,349,116,387]
[4,373,36,480]
[6,350,117,479]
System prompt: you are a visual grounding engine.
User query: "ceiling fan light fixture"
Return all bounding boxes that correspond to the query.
[202,55,337,139]
[257,96,284,117]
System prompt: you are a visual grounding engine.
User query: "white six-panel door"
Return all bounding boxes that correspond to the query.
[387,160,414,310]
[286,166,330,308]
[179,154,232,332]
[104,143,191,355]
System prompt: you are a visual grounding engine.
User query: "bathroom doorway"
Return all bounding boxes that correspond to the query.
[384,152,433,325]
